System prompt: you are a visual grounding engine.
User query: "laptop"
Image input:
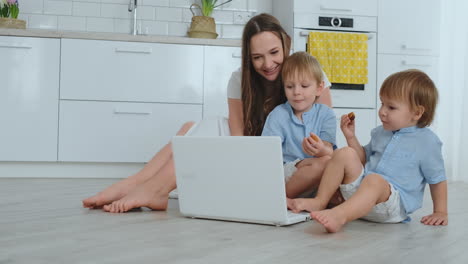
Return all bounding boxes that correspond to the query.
[172,136,311,226]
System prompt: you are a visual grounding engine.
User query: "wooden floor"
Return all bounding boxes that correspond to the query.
[1,178,467,264]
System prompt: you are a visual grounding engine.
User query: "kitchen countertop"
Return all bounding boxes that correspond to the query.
[0,28,241,47]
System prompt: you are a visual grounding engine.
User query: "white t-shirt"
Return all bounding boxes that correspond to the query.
[226,68,332,100]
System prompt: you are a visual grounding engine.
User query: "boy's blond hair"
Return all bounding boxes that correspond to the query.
[380,69,438,128]
[282,51,323,84]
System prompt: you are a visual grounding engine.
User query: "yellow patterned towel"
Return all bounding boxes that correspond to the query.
[308,31,368,84]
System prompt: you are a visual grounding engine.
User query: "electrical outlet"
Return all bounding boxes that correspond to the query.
[233,12,252,24]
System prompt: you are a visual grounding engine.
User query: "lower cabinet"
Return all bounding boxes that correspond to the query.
[58,100,202,162]
[0,36,60,161]
[333,108,376,149]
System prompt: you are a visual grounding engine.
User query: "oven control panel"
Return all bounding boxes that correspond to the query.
[319,17,354,28]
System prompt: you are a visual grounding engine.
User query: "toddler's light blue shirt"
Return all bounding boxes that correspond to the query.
[261,102,336,163]
[364,126,446,216]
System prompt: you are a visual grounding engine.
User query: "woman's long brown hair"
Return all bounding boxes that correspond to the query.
[241,13,291,136]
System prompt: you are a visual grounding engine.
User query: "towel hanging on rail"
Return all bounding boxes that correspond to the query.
[308,31,368,85]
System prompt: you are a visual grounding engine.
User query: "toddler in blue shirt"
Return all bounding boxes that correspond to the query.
[262,52,336,198]
[288,69,448,232]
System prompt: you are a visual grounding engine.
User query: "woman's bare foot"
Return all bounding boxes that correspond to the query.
[287,198,327,213]
[103,181,169,213]
[311,209,347,233]
[82,177,138,208]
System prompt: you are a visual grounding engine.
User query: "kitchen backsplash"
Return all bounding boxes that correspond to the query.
[18,0,273,39]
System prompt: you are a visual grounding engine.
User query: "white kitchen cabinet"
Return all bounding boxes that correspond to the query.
[203,46,241,119]
[60,39,204,104]
[0,36,59,161]
[378,0,441,56]
[58,100,202,162]
[291,0,377,17]
[377,54,439,93]
[333,108,376,149]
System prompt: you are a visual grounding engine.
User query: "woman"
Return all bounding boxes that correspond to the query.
[82,13,333,213]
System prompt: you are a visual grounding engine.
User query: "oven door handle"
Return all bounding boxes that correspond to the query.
[300,31,373,40]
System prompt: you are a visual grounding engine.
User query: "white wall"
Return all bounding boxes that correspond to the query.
[18,0,273,38]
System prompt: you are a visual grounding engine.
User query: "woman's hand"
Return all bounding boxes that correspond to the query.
[302,132,332,157]
[340,114,356,140]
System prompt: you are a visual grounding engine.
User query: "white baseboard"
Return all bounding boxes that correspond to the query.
[0,162,145,179]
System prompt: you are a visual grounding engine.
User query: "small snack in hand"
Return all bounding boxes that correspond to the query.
[348,112,356,121]
[310,134,319,142]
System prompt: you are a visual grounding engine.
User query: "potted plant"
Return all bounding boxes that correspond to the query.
[188,0,232,39]
[0,0,26,29]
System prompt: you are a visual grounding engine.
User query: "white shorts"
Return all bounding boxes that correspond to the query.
[339,170,407,223]
[283,159,301,182]
[186,117,231,136]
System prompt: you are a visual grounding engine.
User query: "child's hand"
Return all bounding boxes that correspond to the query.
[421,212,448,226]
[340,113,356,140]
[302,133,330,157]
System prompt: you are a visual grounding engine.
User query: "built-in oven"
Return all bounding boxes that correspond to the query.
[293,13,377,109]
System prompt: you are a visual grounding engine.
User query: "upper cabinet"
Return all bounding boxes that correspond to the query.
[60,39,204,104]
[0,36,59,161]
[378,0,441,56]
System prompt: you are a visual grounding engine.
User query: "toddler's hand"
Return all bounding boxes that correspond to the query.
[421,212,448,226]
[340,113,356,140]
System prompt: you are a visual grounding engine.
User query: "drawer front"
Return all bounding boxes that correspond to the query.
[377,54,439,99]
[0,36,59,161]
[60,39,204,104]
[58,100,202,162]
[333,108,376,149]
[294,0,378,17]
[378,0,440,56]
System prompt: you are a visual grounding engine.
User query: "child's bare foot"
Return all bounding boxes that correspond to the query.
[82,177,138,208]
[287,198,326,213]
[103,182,168,213]
[311,209,347,233]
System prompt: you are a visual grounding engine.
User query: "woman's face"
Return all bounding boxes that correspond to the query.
[250,31,284,81]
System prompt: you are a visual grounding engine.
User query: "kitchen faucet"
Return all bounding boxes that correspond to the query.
[128,0,138,35]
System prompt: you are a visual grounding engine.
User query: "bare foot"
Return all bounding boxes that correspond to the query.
[82,177,138,208]
[287,198,326,213]
[103,182,168,213]
[311,209,347,233]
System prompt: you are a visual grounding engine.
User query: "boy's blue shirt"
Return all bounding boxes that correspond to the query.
[364,125,446,217]
[261,102,336,163]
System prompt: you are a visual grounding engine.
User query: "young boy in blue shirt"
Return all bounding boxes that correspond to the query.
[288,69,448,232]
[261,52,336,198]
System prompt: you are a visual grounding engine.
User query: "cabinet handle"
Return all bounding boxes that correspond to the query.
[114,110,152,115]
[0,43,33,49]
[400,44,431,52]
[401,60,432,67]
[232,52,241,58]
[115,47,152,54]
[299,31,373,40]
[320,5,353,12]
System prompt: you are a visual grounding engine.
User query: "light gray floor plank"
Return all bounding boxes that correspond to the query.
[0,178,467,264]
